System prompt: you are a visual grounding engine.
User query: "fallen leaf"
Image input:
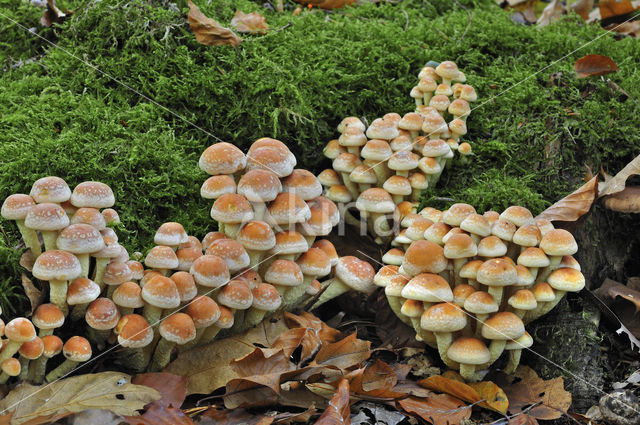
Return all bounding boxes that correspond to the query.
[535,176,598,222]
[509,414,540,425]
[468,381,510,414]
[315,379,350,425]
[595,278,640,315]
[230,11,268,34]
[599,0,637,19]
[537,0,566,26]
[131,372,187,408]
[497,366,571,420]
[270,327,321,363]
[311,333,371,369]
[574,55,618,78]
[165,313,288,395]
[397,395,472,425]
[284,311,342,344]
[570,0,594,20]
[0,372,160,425]
[606,20,640,37]
[19,251,34,272]
[419,375,508,413]
[21,273,44,316]
[41,0,70,27]
[348,361,406,399]
[599,153,640,197]
[64,409,125,425]
[125,405,194,425]
[197,406,274,425]
[187,0,242,47]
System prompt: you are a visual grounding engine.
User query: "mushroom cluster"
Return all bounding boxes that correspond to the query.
[374,203,585,381]
[318,61,478,243]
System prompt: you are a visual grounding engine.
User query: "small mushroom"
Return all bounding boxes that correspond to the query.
[447,337,490,382]
[149,313,196,372]
[45,336,92,382]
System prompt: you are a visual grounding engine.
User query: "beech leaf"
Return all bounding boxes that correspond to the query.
[574,55,618,78]
[418,375,508,413]
[131,372,187,408]
[595,279,640,349]
[535,176,598,222]
[397,395,472,425]
[311,333,371,369]
[315,379,350,425]
[599,0,638,19]
[0,372,161,425]
[230,11,269,34]
[187,1,242,47]
[599,153,640,197]
[197,406,274,425]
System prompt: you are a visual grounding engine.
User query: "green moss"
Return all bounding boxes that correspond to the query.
[1,0,640,313]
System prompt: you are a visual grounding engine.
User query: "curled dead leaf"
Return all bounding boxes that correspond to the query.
[419,375,508,413]
[595,278,640,347]
[230,11,269,34]
[574,54,618,78]
[603,186,640,213]
[537,0,566,27]
[187,1,242,47]
[310,333,371,369]
[19,251,34,272]
[315,379,350,425]
[536,176,598,222]
[599,154,640,197]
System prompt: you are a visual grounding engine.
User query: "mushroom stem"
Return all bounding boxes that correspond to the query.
[504,349,522,375]
[453,259,468,285]
[70,303,91,322]
[423,93,433,105]
[458,364,478,382]
[371,163,390,187]
[222,223,242,239]
[198,324,222,345]
[29,357,49,384]
[487,286,505,309]
[0,341,22,363]
[42,230,59,252]
[347,147,360,156]
[18,356,31,381]
[123,348,150,372]
[246,250,263,270]
[487,340,507,365]
[434,332,457,369]
[252,203,267,222]
[77,254,90,278]
[409,317,437,348]
[414,98,422,109]
[143,305,163,328]
[536,256,562,283]
[474,313,489,337]
[149,338,175,372]
[391,194,404,205]
[0,373,11,385]
[49,279,69,315]
[340,173,360,200]
[17,221,42,259]
[38,328,54,337]
[93,258,110,290]
[179,328,206,352]
[242,308,271,331]
[45,359,82,382]
[386,295,412,325]
[86,327,111,350]
[310,278,350,310]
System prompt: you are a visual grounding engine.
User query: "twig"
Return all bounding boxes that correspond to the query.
[400,9,409,31]
[453,0,472,42]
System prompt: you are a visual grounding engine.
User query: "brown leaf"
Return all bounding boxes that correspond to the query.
[187,0,242,47]
[165,313,288,395]
[348,361,406,399]
[315,379,350,425]
[599,0,638,19]
[131,372,187,408]
[498,366,571,420]
[197,406,274,425]
[19,251,34,272]
[537,0,566,26]
[599,153,640,197]
[41,0,70,27]
[270,327,321,363]
[419,375,508,413]
[311,333,371,369]
[397,395,472,425]
[230,11,268,34]
[20,273,44,316]
[468,381,509,414]
[125,405,194,425]
[0,372,160,425]
[594,278,640,345]
[284,311,342,344]
[570,0,594,20]
[509,414,540,425]
[605,20,640,37]
[535,176,598,222]
[575,55,618,78]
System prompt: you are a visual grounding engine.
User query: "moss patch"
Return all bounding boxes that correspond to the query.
[1,0,640,310]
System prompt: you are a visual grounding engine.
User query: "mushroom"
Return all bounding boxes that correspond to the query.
[1,194,41,258]
[361,139,393,186]
[401,299,436,346]
[399,240,448,278]
[504,332,533,374]
[270,231,309,261]
[205,239,250,273]
[32,304,65,336]
[500,206,534,228]
[0,358,21,384]
[463,291,498,337]
[236,221,276,270]
[338,126,367,156]
[85,298,120,350]
[144,245,179,276]
[410,86,424,108]
[190,254,230,296]
[30,176,71,204]
[45,336,92,382]
[170,271,198,309]
[382,248,405,266]
[507,289,537,319]
[444,234,478,285]
[420,303,467,368]
[350,165,378,194]
[333,153,361,200]
[216,279,253,332]
[480,312,525,366]
[0,318,36,363]
[383,176,412,204]
[535,267,585,317]
[210,194,255,238]
[29,334,62,384]
[70,182,115,209]
[337,116,366,134]
[447,337,491,382]
[154,222,189,250]
[201,232,227,251]
[408,172,429,202]
[176,246,203,272]
[33,250,82,314]
[537,229,578,283]
[24,203,69,252]
[114,314,154,372]
[298,197,339,247]
[180,295,221,351]
[246,146,296,178]
[289,248,331,307]
[248,138,297,166]
[435,61,460,86]
[459,259,483,289]
[198,142,246,176]
[104,261,133,298]
[356,188,396,240]
[267,192,311,231]
[17,336,44,380]
[141,275,180,326]
[101,208,120,226]
[323,139,346,160]
[71,207,107,231]
[366,117,399,141]
[423,222,451,246]
[56,224,104,278]
[237,169,281,221]
[282,169,323,201]
[112,281,144,316]
[149,313,196,371]
[317,169,342,188]
[92,236,122,289]
[198,305,235,344]
[383,272,411,326]
[512,224,542,256]
[476,258,518,306]
[310,256,375,310]
[201,175,237,200]
[265,259,304,300]
[244,283,282,330]
[477,236,508,260]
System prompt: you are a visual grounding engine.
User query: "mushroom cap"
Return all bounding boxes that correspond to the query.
[67,278,101,305]
[333,152,361,174]
[71,207,106,230]
[406,218,433,241]
[459,259,483,280]
[101,208,120,226]
[71,182,115,209]
[517,247,550,268]
[448,99,470,118]
[409,172,429,191]
[199,142,246,175]
[435,83,453,97]
[505,331,533,350]
[443,227,468,245]
[201,232,227,250]
[323,139,346,159]
[366,117,399,140]
[410,86,423,99]
[299,197,339,236]
[382,249,404,266]
[41,335,64,358]
[103,261,133,286]
[112,281,145,309]
[447,337,491,365]
[145,246,179,270]
[237,221,276,251]
[251,283,282,311]
[1,194,35,220]
[159,313,196,345]
[423,222,451,245]
[306,279,322,296]
[206,239,250,272]
[334,256,375,293]
[514,265,535,286]
[326,185,353,204]
[418,76,437,92]
[176,246,203,272]
[481,312,525,341]
[268,192,311,225]
[534,218,555,236]
[429,95,451,112]
[361,139,393,162]
[547,267,585,292]
[56,224,105,254]
[421,139,450,158]
[30,177,71,204]
[170,272,198,302]
[477,236,508,258]
[460,85,478,102]
[25,203,69,231]
[141,275,180,309]
[201,175,236,199]
[402,273,453,303]
[211,194,254,224]
[63,336,92,362]
[452,284,476,307]
[32,304,65,330]
[402,240,448,276]
[116,314,153,348]
[237,169,282,203]
[449,119,467,136]
[442,203,477,227]
[483,211,500,225]
[246,146,295,178]
[265,260,304,287]
[436,61,460,80]
[296,248,331,278]
[500,206,534,228]
[512,224,541,248]
[398,113,424,131]
[539,229,578,257]
[317,169,342,187]
[383,176,412,196]
[282,169,323,201]
[215,306,235,329]
[444,234,478,259]
[217,279,253,310]
[421,303,467,332]
[337,117,366,133]
[491,219,517,242]
[384,274,410,297]
[249,138,296,165]
[422,113,448,135]
[559,255,581,271]
[338,126,367,148]
[312,239,339,266]
[356,188,396,214]
[350,165,378,185]
[531,282,556,302]
[4,318,36,343]
[388,151,420,172]
[477,258,517,288]
[460,214,491,237]
[190,255,230,288]
[464,291,498,314]
[401,299,423,318]
[86,298,120,330]
[33,250,81,281]
[508,289,537,311]
[93,236,121,259]
[271,231,308,256]
[458,142,472,156]
[185,295,221,328]
[1,358,21,377]
[19,337,44,360]
[236,269,263,289]
[154,222,189,247]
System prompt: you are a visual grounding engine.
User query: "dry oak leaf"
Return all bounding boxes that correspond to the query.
[535,176,598,222]
[537,0,566,26]
[599,0,638,19]
[599,153,640,197]
[574,55,618,78]
[397,394,472,425]
[187,1,242,47]
[315,379,351,425]
[310,333,371,370]
[419,375,508,413]
[0,372,160,425]
[230,11,269,34]
[498,366,571,420]
[284,311,342,344]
